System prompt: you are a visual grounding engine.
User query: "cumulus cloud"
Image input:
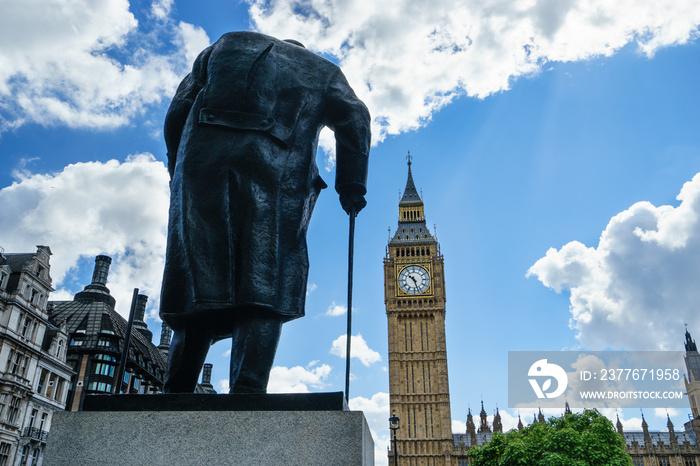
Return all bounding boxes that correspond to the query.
[267,361,332,393]
[0,154,170,320]
[216,379,230,393]
[349,392,390,466]
[528,173,700,350]
[0,0,210,131]
[331,333,382,366]
[325,300,347,317]
[654,407,680,419]
[248,0,700,144]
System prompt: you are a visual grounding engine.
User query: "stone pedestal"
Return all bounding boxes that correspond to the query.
[44,393,374,465]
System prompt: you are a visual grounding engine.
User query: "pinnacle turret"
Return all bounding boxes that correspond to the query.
[616,413,624,435]
[686,324,697,352]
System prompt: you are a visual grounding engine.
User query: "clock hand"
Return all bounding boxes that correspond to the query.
[410,276,418,286]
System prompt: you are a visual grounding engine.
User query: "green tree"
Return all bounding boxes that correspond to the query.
[468,409,632,466]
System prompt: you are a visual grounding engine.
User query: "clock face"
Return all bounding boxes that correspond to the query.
[398,265,430,294]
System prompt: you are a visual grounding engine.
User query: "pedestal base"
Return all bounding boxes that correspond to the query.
[45,407,374,465]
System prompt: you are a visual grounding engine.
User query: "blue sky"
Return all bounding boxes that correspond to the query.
[2,0,700,463]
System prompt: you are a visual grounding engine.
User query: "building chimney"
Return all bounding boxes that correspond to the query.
[132,294,153,342]
[158,323,172,356]
[74,255,116,307]
[201,363,214,389]
[91,255,111,286]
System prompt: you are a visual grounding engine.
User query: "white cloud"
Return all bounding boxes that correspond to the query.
[151,0,174,19]
[654,407,680,419]
[216,379,230,394]
[267,361,332,393]
[0,154,170,321]
[331,334,381,366]
[306,282,318,296]
[0,0,210,131]
[349,392,390,466]
[325,300,347,317]
[349,392,390,431]
[248,0,700,145]
[528,173,700,350]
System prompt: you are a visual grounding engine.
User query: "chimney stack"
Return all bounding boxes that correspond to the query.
[132,294,153,342]
[74,255,115,307]
[91,255,111,286]
[201,363,214,389]
[158,323,172,356]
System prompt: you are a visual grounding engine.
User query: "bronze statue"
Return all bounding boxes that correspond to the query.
[159,31,371,393]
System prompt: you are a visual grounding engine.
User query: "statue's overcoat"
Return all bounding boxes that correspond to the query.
[159,32,370,337]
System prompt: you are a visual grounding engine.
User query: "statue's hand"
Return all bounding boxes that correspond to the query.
[339,191,367,216]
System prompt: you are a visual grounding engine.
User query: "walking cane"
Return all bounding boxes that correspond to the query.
[345,212,357,404]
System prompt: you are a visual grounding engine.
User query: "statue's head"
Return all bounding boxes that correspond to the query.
[284,39,305,48]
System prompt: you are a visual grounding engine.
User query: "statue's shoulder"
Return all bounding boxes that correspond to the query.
[214,31,276,47]
[212,31,340,73]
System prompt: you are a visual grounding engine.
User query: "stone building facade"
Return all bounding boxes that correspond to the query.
[48,255,171,410]
[0,246,73,466]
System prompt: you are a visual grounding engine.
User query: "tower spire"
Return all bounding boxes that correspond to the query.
[390,152,436,246]
[686,324,697,352]
[616,413,624,435]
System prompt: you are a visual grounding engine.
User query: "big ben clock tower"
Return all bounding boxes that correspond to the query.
[385,154,454,466]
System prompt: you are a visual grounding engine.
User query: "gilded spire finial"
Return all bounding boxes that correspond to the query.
[407,150,412,166]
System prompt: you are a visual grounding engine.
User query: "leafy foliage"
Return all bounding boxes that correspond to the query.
[468,409,632,466]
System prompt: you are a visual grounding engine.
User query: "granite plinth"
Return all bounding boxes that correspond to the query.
[44,395,374,466]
